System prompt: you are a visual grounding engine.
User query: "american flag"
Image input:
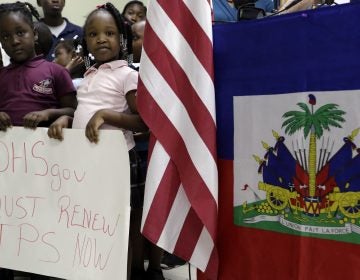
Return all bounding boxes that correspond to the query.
[137,0,218,278]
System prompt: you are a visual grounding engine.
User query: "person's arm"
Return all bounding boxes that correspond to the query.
[0,47,3,68]
[126,90,138,113]
[47,115,74,141]
[0,49,9,130]
[85,91,147,143]
[23,94,77,128]
[0,112,12,131]
[65,55,84,76]
[85,111,147,144]
[278,0,320,13]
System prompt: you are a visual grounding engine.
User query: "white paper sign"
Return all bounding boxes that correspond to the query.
[0,127,130,280]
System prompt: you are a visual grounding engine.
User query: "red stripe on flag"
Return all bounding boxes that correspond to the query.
[138,80,217,239]
[142,23,216,157]
[142,161,180,241]
[204,246,219,278]
[156,0,214,78]
[173,208,203,260]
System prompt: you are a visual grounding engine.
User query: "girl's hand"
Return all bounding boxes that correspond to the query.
[85,111,105,143]
[23,110,50,128]
[48,116,72,141]
[66,56,84,74]
[0,112,12,131]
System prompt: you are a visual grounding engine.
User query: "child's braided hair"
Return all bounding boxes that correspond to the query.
[82,2,133,68]
[0,2,40,28]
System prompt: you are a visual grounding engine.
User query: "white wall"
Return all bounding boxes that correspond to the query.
[0,0,149,27]
[0,0,149,65]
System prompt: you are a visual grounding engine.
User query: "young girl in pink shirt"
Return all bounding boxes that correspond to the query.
[47,3,164,280]
[48,3,144,146]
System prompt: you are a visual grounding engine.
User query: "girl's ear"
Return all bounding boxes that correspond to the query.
[71,50,77,58]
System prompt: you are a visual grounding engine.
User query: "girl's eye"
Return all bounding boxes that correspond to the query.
[16,31,24,36]
[87,32,96,37]
[106,31,115,36]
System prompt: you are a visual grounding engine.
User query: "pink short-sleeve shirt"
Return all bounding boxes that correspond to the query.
[72,60,138,150]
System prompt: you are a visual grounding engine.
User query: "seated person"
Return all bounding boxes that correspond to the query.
[213,0,274,22]
[53,39,85,89]
[122,0,147,24]
[278,0,320,13]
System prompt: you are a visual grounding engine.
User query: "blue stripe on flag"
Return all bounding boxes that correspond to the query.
[214,3,360,159]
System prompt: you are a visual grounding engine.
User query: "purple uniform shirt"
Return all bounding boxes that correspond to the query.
[0,56,76,126]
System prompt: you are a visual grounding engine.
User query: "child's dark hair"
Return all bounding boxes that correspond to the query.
[82,2,133,66]
[55,39,75,54]
[0,2,40,28]
[122,1,147,16]
[34,21,52,56]
[55,38,81,52]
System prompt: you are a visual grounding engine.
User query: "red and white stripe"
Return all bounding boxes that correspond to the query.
[137,0,218,278]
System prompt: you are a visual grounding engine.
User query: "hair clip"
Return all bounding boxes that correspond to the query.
[84,56,91,69]
[23,2,31,12]
[75,45,83,54]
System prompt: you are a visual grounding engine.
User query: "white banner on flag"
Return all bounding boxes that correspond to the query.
[0,127,130,280]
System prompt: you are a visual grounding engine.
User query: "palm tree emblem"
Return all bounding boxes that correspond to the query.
[282,94,346,197]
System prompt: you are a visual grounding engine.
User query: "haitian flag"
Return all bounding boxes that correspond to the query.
[213,3,360,279]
